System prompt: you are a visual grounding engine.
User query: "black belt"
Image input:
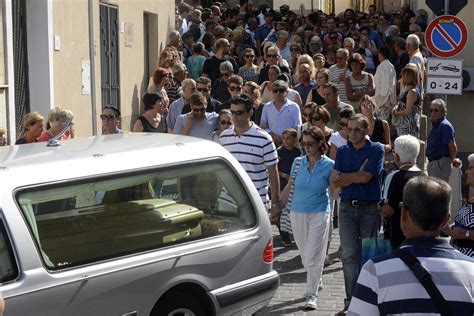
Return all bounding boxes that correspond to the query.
[341,199,378,207]
[427,155,450,162]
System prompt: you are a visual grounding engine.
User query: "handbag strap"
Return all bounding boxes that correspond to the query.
[393,249,454,316]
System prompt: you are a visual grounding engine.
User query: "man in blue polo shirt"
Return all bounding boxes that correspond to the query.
[426,99,461,182]
[331,114,384,315]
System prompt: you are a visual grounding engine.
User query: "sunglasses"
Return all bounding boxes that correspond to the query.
[266,54,277,58]
[229,86,242,92]
[273,88,286,94]
[330,36,338,40]
[302,141,317,147]
[339,122,348,127]
[347,127,363,133]
[192,108,206,113]
[245,55,254,58]
[430,108,440,113]
[311,116,322,122]
[230,110,246,116]
[197,88,209,93]
[302,112,310,117]
[220,120,232,126]
[221,73,231,77]
[100,114,116,121]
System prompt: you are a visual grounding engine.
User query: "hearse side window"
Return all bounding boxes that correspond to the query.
[16,160,257,270]
[0,217,19,283]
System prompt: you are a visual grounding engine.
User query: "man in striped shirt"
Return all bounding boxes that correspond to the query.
[329,48,351,102]
[348,176,474,316]
[220,94,281,222]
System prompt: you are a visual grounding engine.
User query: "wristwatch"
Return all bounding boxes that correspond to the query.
[466,229,470,238]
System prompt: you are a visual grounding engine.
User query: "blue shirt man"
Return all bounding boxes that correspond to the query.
[426,99,461,182]
[331,114,384,313]
[294,63,317,104]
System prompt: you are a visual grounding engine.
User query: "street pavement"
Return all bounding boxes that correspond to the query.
[257,226,346,316]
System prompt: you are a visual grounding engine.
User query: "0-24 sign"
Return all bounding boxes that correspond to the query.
[427,76,463,95]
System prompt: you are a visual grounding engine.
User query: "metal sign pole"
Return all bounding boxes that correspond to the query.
[441,0,450,104]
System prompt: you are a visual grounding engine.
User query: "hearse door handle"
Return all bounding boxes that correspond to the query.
[119,312,138,316]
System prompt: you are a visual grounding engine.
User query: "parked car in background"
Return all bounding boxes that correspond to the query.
[0,133,279,316]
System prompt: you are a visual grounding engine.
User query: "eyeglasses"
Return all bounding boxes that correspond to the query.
[192,108,206,113]
[245,55,254,58]
[100,114,116,121]
[229,86,242,92]
[347,127,363,133]
[430,108,440,113]
[230,110,246,116]
[273,88,286,94]
[266,54,277,58]
[311,116,322,122]
[339,122,348,127]
[221,73,231,77]
[302,141,317,147]
[197,87,209,93]
[220,120,232,126]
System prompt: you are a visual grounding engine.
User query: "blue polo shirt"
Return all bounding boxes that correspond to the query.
[255,24,273,43]
[334,139,384,201]
[294,81,317,105]
[426,117,455,159]
[290,155,335,213]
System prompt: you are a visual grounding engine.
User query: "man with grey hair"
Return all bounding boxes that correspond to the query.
[167,30,183,62]
[258,45,290,84]
[212,61,234,103]
[406,34,425,84]
[426,98,461,182]
[343,37,355,55]
[349,176,474,315]
[260,80,302,145]
[309,36,323,56]
[275,30,291,65]
[166,78,196,133]
[329,48,351,102]
[380,135,425,249]
[165,62,187,104]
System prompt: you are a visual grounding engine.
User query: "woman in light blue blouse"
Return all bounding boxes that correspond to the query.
[281,126,335,311]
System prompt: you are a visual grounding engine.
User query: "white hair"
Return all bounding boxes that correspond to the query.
[394,135,420,164]
[406,34,420,49]
[343,37,355,46]
[181,78,196,90]
[219,61,234,72]
[468,153,474,163]
[431,98,447,114]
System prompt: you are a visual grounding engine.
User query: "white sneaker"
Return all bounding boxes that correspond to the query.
[304,294,317,310]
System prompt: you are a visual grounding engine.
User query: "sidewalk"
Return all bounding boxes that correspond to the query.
[257,227,346,315]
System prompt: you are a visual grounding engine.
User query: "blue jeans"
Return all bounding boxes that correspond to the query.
[338,200,380,307]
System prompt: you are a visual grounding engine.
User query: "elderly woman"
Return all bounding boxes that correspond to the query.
[379,135,425,249]
[281,126,334,310]
[391,65,422,138]
[133,92,167,133]
[147,67,172,115]
[260,64,282,104]
[212,61,234,104]
[449,153,474,257]
[38,107,74,142]
[306,68,330,105]
[100,106,122,135]
[15,112,44,144]
[313,53,326,72]
[359,95,391,152]
[345,53,375,110]
[293,54,316,84]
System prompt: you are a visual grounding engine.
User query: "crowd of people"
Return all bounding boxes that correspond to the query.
[3,1,473,315]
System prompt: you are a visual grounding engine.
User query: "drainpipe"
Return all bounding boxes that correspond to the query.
[5,0,16,144]
[88,0,97,135]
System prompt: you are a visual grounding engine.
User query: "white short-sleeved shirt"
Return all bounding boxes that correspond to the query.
[219,123,278,206]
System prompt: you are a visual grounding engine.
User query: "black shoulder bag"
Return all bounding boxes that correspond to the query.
[393,249,454,316]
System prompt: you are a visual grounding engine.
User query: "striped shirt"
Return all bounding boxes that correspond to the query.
[329,64,351,102]
[219,123,278,206]
[348,237,474,316]
[452,202,474,257]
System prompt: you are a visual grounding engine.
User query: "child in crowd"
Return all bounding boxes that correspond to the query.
[277,128,301,246]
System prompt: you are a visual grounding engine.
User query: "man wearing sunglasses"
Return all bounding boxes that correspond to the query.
[331,114,384,315]
[426,99,461,182]
[260,80,302,146]
[173,93,218,141]
[220,94,281,224]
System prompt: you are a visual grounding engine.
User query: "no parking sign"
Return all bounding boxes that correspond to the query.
[425,15,468,58]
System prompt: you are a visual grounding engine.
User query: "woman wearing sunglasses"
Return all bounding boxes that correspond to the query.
[212,109,233,143]
[238,48,258,83]
[280,126,334,311]
[133,92,167,133]
[100,106,122,135]
[307,106,333,144]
